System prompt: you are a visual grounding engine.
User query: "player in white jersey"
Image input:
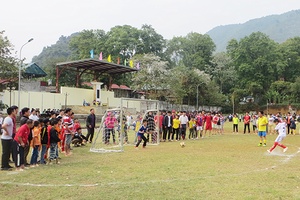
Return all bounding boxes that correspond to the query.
[267,119,288,153]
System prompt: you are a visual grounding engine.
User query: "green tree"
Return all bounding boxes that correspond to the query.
[137,24,166,57]
[165,33,215,70]
[227,32,280,102]
[0,31,18,81]
[210,52,237,94]
[131,54,168,100]
[290,77,300,101]
[278,37,300,82]
[69,29,106,59]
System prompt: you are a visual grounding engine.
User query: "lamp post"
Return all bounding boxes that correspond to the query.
[7,83,16,107]
[18,38,33,108]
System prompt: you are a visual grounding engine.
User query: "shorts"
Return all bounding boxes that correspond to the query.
[196,126,203,131]
[275,135,286,143]
[258,131,266,137]
[65,134,72,145]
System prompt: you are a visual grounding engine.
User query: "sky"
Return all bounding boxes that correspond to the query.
[1,0,300,63]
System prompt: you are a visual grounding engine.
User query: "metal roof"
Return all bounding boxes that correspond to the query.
[24,63,47,78]
[56,58,138,74]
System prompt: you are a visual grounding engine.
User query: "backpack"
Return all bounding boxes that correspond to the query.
[217,118,221,125]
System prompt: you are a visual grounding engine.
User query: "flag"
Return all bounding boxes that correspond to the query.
[117,57,120,64]
[90,50,94,59]
[107,54,112,62]
[129,60,133,68]
[136,62,140,70]
[124,59,127,66]
[99,52,102,60]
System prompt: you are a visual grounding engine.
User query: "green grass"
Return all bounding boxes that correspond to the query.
[1,122,300,199]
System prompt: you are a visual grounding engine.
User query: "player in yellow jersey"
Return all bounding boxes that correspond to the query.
[257,111,268,146]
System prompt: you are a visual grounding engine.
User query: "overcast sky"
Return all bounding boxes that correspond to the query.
[1,0,300,62]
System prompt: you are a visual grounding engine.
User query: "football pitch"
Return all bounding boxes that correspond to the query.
[1,122,300,200]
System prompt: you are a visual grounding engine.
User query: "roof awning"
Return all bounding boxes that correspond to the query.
[24,63,47,78]
[111,84,120,89]
[55,58,138,93]
[119,85,132,90]
[56,58,138,74]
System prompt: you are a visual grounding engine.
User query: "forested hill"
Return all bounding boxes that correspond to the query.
[32,33,78,67]
[206,9,300,52]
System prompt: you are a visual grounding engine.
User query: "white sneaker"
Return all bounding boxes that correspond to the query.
[267,149,271,153]
[283,147,288,152]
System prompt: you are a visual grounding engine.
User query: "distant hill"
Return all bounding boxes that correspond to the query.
[32,33,78,68]
[206,10,300,52]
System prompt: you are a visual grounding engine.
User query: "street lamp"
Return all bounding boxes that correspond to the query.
[18,38,33,108]
[6,83,16,107]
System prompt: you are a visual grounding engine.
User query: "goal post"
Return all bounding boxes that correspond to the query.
[120,98,161,146]
[90,107,124,153]
[89,98,161,153]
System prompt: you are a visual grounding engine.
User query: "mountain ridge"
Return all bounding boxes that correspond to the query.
[206,9,300,52]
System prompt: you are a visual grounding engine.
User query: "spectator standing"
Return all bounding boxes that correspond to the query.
[86,108,96,143]
[243,112,251,134]
[1,107,15,170]
[20,107,31,166]
[0,112,3,134]
[12,119,34,171]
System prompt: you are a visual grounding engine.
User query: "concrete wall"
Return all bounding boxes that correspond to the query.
[1,87,146,112]
[0,86,219,113]
[1,90,64,110]
[61,87,94,107]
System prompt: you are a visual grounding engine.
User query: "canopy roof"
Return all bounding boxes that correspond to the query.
[55,58,138,92]
[56,58,138,74]
[24,63,47,78]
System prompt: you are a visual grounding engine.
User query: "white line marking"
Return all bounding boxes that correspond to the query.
[1,146,299,188]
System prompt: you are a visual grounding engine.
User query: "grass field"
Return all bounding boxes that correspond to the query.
[1,122,300,200]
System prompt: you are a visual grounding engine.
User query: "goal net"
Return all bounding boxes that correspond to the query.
[90,98,160,153]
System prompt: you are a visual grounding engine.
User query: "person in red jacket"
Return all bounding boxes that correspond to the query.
[243,112,251,134]
[12,119,34,171]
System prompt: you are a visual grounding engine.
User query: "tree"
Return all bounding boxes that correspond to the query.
[0,31,18,81]
[69,29,106,60]
[131,54,169,100]
[290,77,300,102]
[227,32,280,102]
[210,52,236,94]
[137,24,166,57]
[165,33,215,70]
[278,37,300,82]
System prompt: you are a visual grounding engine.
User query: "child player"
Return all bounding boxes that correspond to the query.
[135,119,148,149]
[267,119,288,153]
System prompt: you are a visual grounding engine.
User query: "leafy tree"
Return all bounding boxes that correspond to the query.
[69,29,106,59]
[210,52,236,94]
[278,37,300,82]
[0,31,18,81]
[290,77,300,101]
[182,32,215,71]
[137,24,166,56]
[131,54,168,100]
[165,33,215,70]
[227,32,280,102]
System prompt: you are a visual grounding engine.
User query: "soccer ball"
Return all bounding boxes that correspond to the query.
[180,142,185,148]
